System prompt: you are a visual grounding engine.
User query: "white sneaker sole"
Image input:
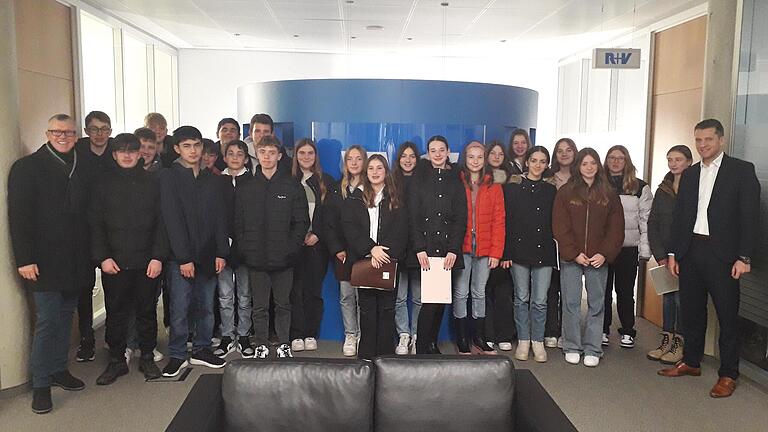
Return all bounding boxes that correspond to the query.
[395,347,409,355]
[162,360,189,377]
[189,358,226,369]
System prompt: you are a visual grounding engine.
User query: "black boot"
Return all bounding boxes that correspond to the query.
[51,370,85,391]
[139,353,162,380]
[472,318,496,354]
[455,318,471,354]
[31,387,52,414]
[96,359,129,385]
[427,342,442,354]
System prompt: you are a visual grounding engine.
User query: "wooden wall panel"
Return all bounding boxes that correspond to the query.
[652,16,707,96]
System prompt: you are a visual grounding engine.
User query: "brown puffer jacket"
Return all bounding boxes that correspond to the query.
[552,183,625,263]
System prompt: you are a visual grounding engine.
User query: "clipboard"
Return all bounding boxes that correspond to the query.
[649,265,679,295]
[420,257,452,304]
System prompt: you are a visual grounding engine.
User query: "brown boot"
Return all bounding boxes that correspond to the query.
[646,331,672,361]
[660,334,684,365]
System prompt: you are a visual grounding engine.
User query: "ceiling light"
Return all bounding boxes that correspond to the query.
[293,34,300,38]
[441,2,449,6]
[500,39,506,43]
[365,25,384,31]
[234,33,241,36]
[351,36,357,39]
[346,0,354,3]
[406,37,413,41]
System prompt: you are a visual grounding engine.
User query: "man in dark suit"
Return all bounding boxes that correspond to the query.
[658,119,760,398]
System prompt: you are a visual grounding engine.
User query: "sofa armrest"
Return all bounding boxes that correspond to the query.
[166,374,223,432]
[513,370,577,432]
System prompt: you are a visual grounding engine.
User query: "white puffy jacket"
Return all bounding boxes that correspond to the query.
[615,179,653,258]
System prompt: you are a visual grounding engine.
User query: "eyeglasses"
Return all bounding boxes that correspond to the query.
[607,155,625,161]
[47,130,77,137]
[86,126,112,135]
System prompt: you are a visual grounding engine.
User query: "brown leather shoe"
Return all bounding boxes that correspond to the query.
[709,377,737,398]
[657,361,702,377]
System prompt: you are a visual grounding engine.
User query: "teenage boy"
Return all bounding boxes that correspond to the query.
[8,114,93,413]
[202,139,222,175]
[144,112,177,168]
[247,113,291,173]
[213,140,254,358]
[89,133,168,384]
[73,110,116,362]
[214,118,252,172]
[134,127,162,172]
[159,126,229,376]
[235,135,308,359]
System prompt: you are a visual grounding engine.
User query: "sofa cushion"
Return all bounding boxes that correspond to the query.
[374,356,515,432]
[222,359,374,432]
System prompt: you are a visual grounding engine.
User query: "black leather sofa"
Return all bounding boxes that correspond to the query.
[166,356,577,432]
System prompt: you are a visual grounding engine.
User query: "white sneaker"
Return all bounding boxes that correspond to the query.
[514,340,530,361]
[304,337,318,351]
[395,333,410,355]
[124,348,132,365]
[532,341,548,363]
[601,333,610,346]
[277,343,293,358]
[343,334,357,357]
[409,334,417,355]
[498,342,513,351]
[544,337,558,348]
[130,348,164,362]
[254,344,269,359]
[620,334,635,349]
[564,352,580,364]
[291,338,305,352]
[583,355,600,367]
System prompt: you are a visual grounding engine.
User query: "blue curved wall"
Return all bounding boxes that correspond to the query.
[237,79,538,342]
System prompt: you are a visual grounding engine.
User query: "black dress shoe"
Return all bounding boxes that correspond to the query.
[139,355,162,380]
[427,342,442,354]
[51,370,85,391]
[32,387,52,414]
[96,360,129,385]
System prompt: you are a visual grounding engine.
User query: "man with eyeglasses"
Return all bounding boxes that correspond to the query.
[71,110,116,364]
[8,114,96,414]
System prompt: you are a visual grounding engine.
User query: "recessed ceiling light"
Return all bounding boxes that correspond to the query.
[351,36,357,39]
[441,2,449,6]
[500,39,507,43]
[346,0,354,3]
[365,25,384,31]
[293,34,300,38]
[234,33,241,36]
[406,37,413,41]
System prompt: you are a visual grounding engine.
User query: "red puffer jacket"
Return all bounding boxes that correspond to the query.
[460,172,506,259]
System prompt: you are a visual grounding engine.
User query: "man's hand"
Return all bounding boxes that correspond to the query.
[18,264,39,281]
[101,258,121,275]
[215,258,227,274]
[667,256,679,277]
[180,262,195,279]
[731,260,751,280]
[146,259,162,279]
[444,252,457,270]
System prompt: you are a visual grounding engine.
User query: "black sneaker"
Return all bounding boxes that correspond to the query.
[51,370,85,391]
[75,340,95,362]
[139,354,162,380]
[31,387,52,414]
[213,336,235,357]
[162,358,189,377]
[190,349,226,369]
[238,336,255,358]
[96,360,129,385]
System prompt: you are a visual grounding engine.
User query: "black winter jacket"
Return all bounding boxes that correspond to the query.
[647,180,677,262]
[8,143,97,292]
[235,167,309,270]
[75,137,116,173]
[342,188,409,265]
[159,162,229,276]
[219,168,253,267]
[89,164,169,269]
[408,163,467,269]
[502,175,558,267]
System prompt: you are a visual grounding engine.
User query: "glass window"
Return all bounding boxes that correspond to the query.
[122,32,149,132]
[80,12,117,126]
[154,48,176,129]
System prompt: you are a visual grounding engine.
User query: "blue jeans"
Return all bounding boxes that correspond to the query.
[662,291,681,334]
[395,269,421,335]
[452,255,491,319]
[560,261,608,357]
[511,264,552,342]
[167,262,217,359]
[218,265,252,338]
[31,291,79,388]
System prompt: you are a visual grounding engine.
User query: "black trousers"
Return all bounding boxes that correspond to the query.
[102,269,159,360]
[484,267,516,343]
[290,244,329,340]
[603,247,638,337]
[680,237,741,379]
[544,268,562,338]
[415,303,446,353]
[77,286,94,347]
[357,288,396,360]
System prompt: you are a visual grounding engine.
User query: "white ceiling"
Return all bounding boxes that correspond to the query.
[81,0,705,58]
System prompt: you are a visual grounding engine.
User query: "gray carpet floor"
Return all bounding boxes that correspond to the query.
[1,313,767,432]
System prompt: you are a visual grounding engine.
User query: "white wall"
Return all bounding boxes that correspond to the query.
[178,49,559,147]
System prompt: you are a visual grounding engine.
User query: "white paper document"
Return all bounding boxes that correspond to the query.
[420,257,452,304]
[649,265,679,295]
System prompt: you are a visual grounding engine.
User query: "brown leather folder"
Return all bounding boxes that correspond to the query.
[350,259,398,290]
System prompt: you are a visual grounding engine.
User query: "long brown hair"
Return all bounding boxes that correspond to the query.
[565,148,612,205]
[362,154,401,210]
[508,129,531,158]
[392,141,420,179]
[459,141,490,186]
[604,144,639,194]
[341,145,367,199]
[292,138,327,202]
[550,138,577,173]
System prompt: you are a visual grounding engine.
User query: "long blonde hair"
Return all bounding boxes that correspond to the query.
[604,144,639,194]
[341,145,367,198]
[292,138,327,202]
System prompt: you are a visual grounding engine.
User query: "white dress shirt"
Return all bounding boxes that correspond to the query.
[693,151,724,236]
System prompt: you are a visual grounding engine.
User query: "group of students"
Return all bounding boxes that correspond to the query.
[12,107,744,414]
